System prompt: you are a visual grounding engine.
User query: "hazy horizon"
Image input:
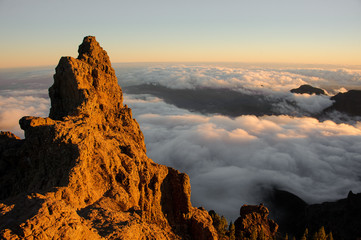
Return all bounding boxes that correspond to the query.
[2,61,361,70]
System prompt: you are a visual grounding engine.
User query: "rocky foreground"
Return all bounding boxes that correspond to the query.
[0,36,220,239]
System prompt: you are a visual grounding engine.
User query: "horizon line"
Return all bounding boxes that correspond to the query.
[2,61,361,70]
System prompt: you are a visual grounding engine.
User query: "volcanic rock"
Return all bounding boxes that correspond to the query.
[325,90,361,116]
[266,189,361,240]
[234,204,278,239]
[0,36,217,239]
[265,189,307,235]
[290,84,326,95]
[295,191,361,240]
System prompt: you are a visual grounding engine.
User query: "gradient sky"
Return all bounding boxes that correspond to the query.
[1,0,360,68]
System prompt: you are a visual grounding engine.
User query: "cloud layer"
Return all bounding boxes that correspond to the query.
[125,94,361,221]
[285,68,361,93]
[0,90,50,137]
[0,68,52,137]
[117,64,361,94]
[119,65,341,117]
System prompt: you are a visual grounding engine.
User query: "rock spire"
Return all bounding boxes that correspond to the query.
[0,36,217,239]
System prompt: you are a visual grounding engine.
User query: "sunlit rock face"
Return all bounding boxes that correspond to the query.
[49,36,123,121]
[234,204,278,240]
[0,36,217,240]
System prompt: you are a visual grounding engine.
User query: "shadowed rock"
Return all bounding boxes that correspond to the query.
[266,189,361,240]
[325,90,361,116]
[290,84,326,95]
[298,191,361,240]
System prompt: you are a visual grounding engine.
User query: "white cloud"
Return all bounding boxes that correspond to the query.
[118,65,312,93]
[285,68,361,90]
[117,65,361,94]
[270,93,334,116]
[119,65,349,117]
[125,94,361,221]
[0,93,50,137]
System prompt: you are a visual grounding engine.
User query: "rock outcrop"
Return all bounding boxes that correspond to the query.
[295,191,361,240]
[0,36,217,239]
[325,90,361,116]
[234,204,278,239]
[266,189,361,240]
[265,189,308,236]
[290,84,326,95]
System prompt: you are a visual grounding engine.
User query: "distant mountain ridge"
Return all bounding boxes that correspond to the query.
[325,90,361,116]
[267,189,361,240]
[290,84,326,95]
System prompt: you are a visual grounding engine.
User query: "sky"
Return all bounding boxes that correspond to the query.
[1,0,361,68]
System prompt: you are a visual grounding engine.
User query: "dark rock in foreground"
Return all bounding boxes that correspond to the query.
[290,84,326,95]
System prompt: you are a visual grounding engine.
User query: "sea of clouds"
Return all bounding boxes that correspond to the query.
[1,64,361,221]
[120,64,361,220]
[117,64,361,93]
[125,94,361,220]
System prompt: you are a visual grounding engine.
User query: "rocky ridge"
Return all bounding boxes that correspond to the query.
[290,84,326,95]
[325,90,361,116]
[283,191,361,240]
[0,36,217,239]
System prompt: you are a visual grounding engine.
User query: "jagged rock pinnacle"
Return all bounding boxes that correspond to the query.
[49,36,122,120]
[0,37,217,240]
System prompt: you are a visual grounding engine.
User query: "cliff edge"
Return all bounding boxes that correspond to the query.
[0,36,217,240]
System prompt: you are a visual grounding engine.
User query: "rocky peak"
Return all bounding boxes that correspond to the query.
[234,204,278,239]
[0,37,217,239]
[49,36,122,121]
[326,90,361,116]
[240,204,270,219]
[78,36,111,63]
[290,84,326,95]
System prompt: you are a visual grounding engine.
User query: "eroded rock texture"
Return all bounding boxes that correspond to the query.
[234,204,278,240]
[0,36,217,240]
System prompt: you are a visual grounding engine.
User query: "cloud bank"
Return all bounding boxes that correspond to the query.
[117,65,361,94]
[119,65,339,117]
[125,94,361,221]
[0,90,50,137]
[285,68,361,93]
